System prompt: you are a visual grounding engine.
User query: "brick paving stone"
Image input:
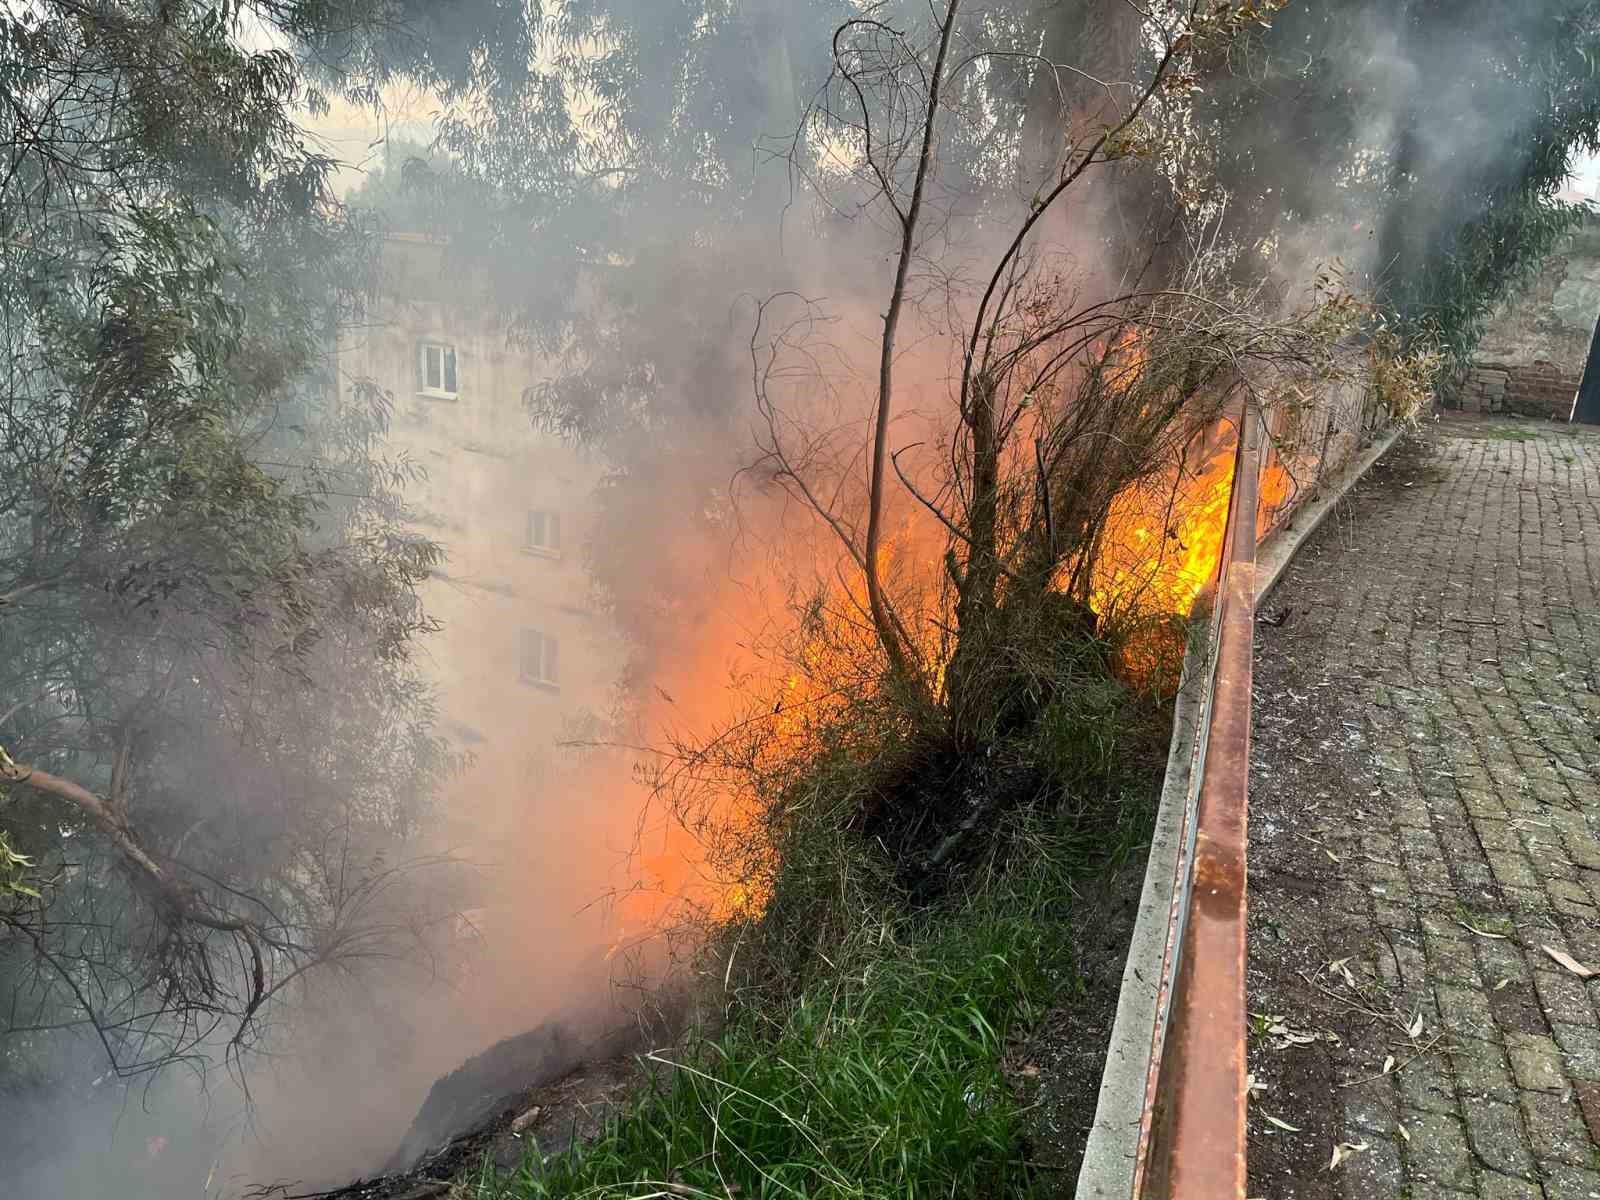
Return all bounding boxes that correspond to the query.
[1452,1037,1518,1103]
[1552,1022,1600,1081]
[1546,879,1595,918]
[1406,1109,1479,1190]
[1339,1135,1405,1200]
[1481,1175,1544,1200]
[1346,1079,1402,1135]
[1506,1033,1567,1093]
[1402,1048,1462,1115]
[1519,1090,1597,1168]
[1531,971,1600,1028]
[1440,985,1502,1041]
[1475,941,1532,989]
[1463,1098,1538,1178]
[1247,420,1600,1200]
[1538,1164,1600,1199]
[1576,1081,1600,1145]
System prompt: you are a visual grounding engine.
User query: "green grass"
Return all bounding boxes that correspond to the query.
[454,596,1171,1199]
[471,835,1094,1200]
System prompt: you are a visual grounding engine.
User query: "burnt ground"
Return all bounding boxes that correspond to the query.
[1246,416,1600,1200]
[278,854,1148,1200]
[1010,856,1150,1191]
[268,1051,648,1200]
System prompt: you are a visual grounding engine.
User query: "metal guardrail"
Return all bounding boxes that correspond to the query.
[1133,402,1258,1199]
[1078,388,1404,1200]
[1074,400,1260,1200]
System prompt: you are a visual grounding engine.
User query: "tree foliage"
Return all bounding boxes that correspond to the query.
[1196,0,1600,362]
[0,0,470,1083]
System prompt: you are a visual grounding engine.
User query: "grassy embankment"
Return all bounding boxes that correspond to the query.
[472,604,1178,1198]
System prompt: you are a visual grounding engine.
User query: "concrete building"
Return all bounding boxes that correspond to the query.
[335,235,627,783]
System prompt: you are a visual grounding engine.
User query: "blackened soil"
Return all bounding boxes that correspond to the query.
[277,1050,650,1200]
[1007,856,1148,1193]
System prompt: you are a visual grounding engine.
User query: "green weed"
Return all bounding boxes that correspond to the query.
[481,850,1082,1199]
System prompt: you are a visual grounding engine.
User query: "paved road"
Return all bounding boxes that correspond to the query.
[1246,417,1600,1200]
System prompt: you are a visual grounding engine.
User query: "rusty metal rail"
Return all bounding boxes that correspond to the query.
[1135,402,1258,1199]
[1079,369,1408,1200]
[1076,401,1261,1200]
[1081,395,1408,1200]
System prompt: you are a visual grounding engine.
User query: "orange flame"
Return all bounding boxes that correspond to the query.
[616,333,1304,933]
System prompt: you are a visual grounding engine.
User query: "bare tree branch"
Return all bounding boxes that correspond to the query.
[864,0,961,696]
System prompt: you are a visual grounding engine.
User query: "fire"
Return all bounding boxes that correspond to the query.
[1089,441,1295,619]
[1089,446,1234,620]
[609,331,1304,939]
[1085,332,1294,622]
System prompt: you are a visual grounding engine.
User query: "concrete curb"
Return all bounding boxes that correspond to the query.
[1075,595,1220,1199]
[1072,424,1407,1199]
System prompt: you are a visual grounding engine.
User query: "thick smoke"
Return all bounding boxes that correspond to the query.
[1201,1,1594,317]
[5,3,1591,1197]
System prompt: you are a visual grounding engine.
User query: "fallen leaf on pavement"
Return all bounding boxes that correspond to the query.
[1382,1055,1395,1075]
[1458,920,1508,940]
[1266,1020,1319,1048]
[1407,1012,1424,1039]
[1263,1114,1301,1132]
[1542,945,1597,979]
[1329,1141,1369,1170]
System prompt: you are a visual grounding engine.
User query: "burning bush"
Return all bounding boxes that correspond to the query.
[465,4,1430,1196]
[630,270,1358,1022]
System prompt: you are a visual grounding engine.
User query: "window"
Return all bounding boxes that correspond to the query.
[520,628,559,688]
[418,342,458,398]
[525,510,562,556]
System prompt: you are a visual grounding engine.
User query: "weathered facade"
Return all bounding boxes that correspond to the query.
[336,236,627,793]
[1455,218,1600,418]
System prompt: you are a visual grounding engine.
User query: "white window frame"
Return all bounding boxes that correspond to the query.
[524,509,562,558]
[418,341,458,399]
[519,628,559,689]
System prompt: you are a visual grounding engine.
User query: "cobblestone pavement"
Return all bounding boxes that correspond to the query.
[1246,417,1600,1200]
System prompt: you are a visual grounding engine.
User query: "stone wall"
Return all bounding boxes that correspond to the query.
[1455,218,1600,419]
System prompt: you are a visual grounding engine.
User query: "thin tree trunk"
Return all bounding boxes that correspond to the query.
[945,371,1003,743]
[867,0,962,691]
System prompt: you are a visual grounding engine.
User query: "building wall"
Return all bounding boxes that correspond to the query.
[337,237,627,783]
[1456,219,1600,418]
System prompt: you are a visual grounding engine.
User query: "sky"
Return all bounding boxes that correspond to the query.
[308,94,1600,206]
[1565,151,1600,200]
[305,88,436,199]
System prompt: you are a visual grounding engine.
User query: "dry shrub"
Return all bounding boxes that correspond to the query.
[1368,326,1445,429]
[635,270,1371,1016]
